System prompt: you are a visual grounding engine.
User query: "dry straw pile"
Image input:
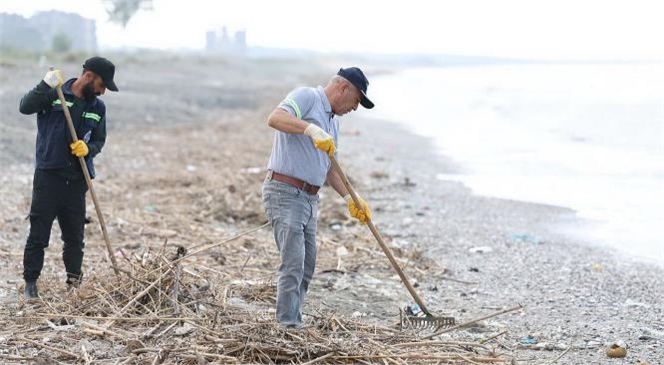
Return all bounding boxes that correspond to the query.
[2,222,518,364]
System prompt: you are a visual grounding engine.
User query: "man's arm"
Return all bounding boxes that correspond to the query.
[19,81,57,115]
[327,167,372,223]
[87,116,106,158]
[268,108,336,156]
[266,108,309,134]
[326,167,349,197]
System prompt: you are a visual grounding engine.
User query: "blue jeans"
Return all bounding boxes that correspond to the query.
[262,179,319,326]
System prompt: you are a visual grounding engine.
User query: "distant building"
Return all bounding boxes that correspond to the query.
[205,26,246,54]
[0,11,97,53]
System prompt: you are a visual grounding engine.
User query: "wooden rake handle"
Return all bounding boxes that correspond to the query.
[53,69,120,275]
[329,154,431,315]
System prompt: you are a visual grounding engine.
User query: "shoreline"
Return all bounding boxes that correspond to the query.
[366,63,664,266]
[338,113,663,363]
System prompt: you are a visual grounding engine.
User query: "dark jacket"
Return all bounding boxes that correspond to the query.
[19,78,106,178]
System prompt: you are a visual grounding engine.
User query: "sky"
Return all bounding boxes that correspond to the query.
[1,0,663,60]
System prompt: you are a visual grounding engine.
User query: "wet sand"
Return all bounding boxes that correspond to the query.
[334,112,664,363]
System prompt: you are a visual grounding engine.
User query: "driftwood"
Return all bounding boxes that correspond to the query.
[0,223,522,364]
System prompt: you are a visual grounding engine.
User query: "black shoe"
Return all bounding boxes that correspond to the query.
[283,323,310,330]
[24,280,39,299]
[66,276,82,291]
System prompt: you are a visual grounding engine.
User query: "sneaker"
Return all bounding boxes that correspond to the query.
[66,277,81,291]
[66,273,83,291]
[24,280,39,299]
[283,323,311,330]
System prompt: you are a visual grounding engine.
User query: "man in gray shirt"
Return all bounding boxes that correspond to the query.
[263,67,374,328]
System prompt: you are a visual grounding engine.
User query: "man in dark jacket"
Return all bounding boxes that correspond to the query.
[19,56,119,299]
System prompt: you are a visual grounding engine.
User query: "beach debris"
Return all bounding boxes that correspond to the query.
[329,221,343,231]
[44,319,75,332]
[403,177,416,186]
[336,246,349,257]
[241,166,262,174]
[472,334,487,342]
[405,304,426,317]
[370,170,389,179]
[520,335,538,345]
[624,299,651,309]
[3,217,520,363]
[606,343,627,358]
[535,342,553,350]
[469,246,493,254]
[639,327,664,341]
[591,262,604,271]
[139,226,178,238]
[173,322,195,336]
[510,233,541,244]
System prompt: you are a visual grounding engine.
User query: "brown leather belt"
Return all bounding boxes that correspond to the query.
[267,170,320,195]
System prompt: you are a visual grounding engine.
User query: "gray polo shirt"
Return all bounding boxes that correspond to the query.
[267,86,339,187]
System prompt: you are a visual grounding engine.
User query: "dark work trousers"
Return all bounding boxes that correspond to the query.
[23,169,88,282]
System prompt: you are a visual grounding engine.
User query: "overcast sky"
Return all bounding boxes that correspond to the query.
[2,0,663,60]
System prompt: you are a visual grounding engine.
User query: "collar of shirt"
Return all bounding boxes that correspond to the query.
[316,85,333,120]
[62,78,77,97]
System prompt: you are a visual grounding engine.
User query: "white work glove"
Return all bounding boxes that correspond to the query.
[344,194,372,224]
[304,124,336,156]
[43,69,64,88]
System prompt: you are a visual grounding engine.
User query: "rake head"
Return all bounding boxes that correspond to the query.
[400,305,455,330]
[401,313,456,330]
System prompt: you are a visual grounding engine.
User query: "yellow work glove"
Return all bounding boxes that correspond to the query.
[43,69,64,88]
[304,123,336,156]
[344,194,372,223]
[70,140,89,157]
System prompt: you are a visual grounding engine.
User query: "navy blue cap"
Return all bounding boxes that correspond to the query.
[83,56,118,92]
[337,67,374,109]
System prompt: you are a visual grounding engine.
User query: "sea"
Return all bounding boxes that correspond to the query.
[361,61,664,264]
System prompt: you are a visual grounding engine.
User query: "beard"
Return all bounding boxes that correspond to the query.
[83,82,98,101]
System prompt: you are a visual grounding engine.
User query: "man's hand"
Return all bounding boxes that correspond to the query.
[344,194,372,223]
[304,124,336,156]
[70,140,89,157]
[43,69,64,88]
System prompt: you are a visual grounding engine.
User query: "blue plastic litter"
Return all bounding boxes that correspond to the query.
[510,233,541,244]
[405,304,423,317]
[520,335,538,344]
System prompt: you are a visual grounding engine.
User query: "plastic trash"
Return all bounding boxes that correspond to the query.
[520,335,538,345]
[404,304,425,317]
[510,233,541,244]
[469,246,493,254]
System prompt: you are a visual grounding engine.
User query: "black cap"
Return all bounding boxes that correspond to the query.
[83,56,118,92]
[337,67,374,109]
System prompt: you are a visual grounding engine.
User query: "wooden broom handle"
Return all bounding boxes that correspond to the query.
[52,68,119,275]
[329,154,430,314]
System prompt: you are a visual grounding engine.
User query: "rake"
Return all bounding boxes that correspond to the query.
[329,155,455,330]
[52,67,119,275]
